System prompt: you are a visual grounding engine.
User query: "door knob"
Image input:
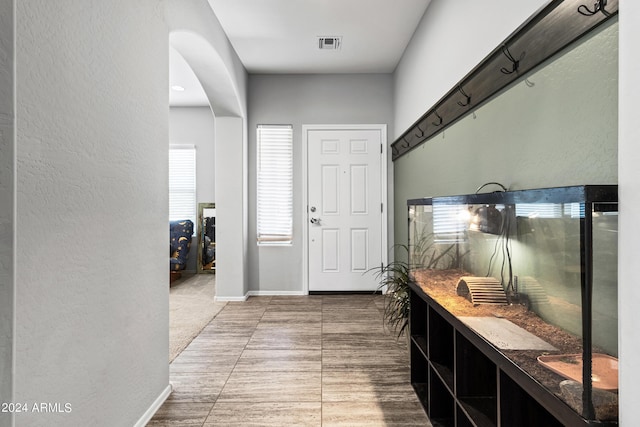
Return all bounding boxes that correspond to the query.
[310,217,320,224]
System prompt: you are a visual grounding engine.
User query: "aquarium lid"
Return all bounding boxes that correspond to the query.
[407,197,432,206]
[427,185,618,206]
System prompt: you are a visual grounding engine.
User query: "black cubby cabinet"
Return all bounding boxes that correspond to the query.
[409,282,615,427]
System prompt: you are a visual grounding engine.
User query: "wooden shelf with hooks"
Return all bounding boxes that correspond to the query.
[391,0,618,161]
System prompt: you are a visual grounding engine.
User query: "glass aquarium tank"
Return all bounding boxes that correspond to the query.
[407,185,618,424]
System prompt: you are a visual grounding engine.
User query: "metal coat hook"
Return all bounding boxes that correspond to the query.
[500,44,523,75]
[578,0,611,17]
[432,111,443,126]
[457,86,471,107]
[402,137,410,148]
[415,124,425,138]
[392,145,399,156]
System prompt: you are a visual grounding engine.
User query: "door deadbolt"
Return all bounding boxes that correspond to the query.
[310,206,316,212]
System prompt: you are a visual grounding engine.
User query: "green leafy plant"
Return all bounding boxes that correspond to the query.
[370,239,467,339]
[369,244,412,338]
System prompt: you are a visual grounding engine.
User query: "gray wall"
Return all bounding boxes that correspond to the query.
[247,74,393,293]
[13,1,170,425]
[215,117,249,298]
[170,106,216,272]
[0,1,14,425]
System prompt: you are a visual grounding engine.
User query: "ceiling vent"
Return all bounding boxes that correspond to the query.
[318,36,342,50]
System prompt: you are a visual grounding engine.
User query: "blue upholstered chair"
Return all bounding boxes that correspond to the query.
[170,220,194,274]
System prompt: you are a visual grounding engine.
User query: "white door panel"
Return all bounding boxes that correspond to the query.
[307,128,383,292]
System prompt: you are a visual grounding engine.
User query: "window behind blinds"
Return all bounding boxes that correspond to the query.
[257,125,293,245]
[169,145,196,229]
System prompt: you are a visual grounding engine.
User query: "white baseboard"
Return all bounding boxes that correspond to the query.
[134,383,172,427]
[214,295,248,302]
[215,290,307,301]
[246,290,307,296]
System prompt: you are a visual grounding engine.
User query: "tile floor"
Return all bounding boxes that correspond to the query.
[149,294,432,426]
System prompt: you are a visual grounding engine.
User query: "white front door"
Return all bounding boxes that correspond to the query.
[305,125,386,292]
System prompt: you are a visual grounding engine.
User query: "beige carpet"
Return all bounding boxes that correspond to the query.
[169,273,226,362]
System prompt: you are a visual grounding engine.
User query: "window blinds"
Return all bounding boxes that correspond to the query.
[169,146,196,228]
[515,203,583,218]
[257,125,293,244]
[433,204,468,243]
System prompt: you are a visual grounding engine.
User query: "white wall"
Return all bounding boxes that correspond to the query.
[13,1,170,426]
[0,1,14,425]
[247,74,393,293]
[167,0,246,118]
[618,0,640,423]
[394,0,547,139]
[170,106,216,272]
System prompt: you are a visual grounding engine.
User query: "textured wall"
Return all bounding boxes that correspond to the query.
[0,1,14,426]
[14,1,169,425]
[394,21,618,247]
[247,74,393,293]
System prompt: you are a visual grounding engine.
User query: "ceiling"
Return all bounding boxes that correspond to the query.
[169,0,432,106]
